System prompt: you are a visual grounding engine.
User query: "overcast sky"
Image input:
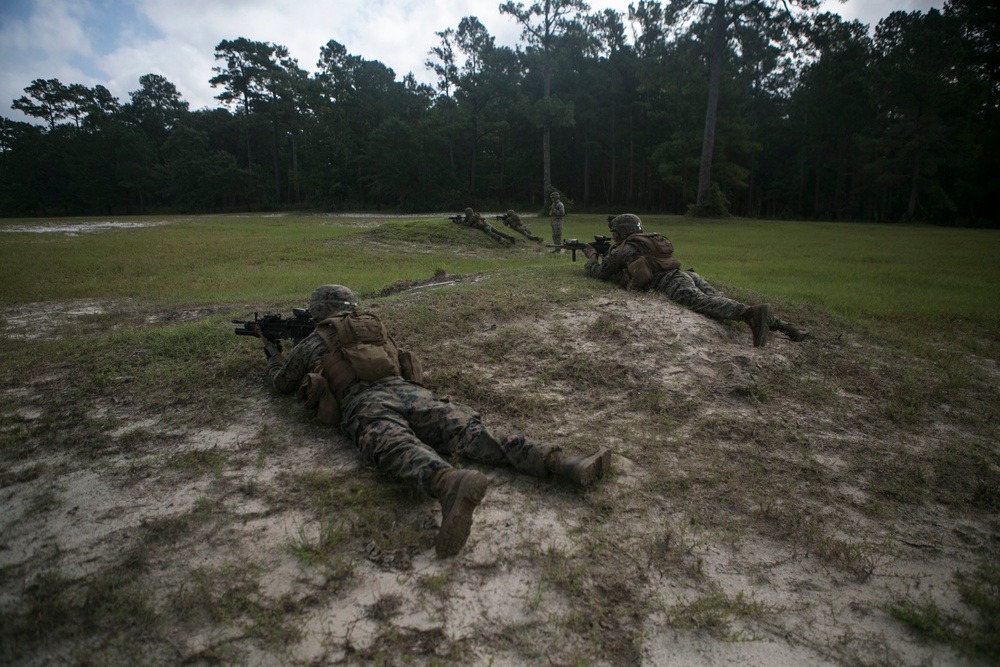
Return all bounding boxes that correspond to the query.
[1,0,944,124]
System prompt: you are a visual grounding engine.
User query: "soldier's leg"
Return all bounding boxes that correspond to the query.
[391,381,557,476]
[656,270,773,346]
[685,270,720,296]
[550,218,563,248]
[394,380,609,484]
[380,380,556,474]
[657,270,745,320]
[341,384,452,496]
[769,317,810,341]
[343,382,491,557]
[517,224,542,242]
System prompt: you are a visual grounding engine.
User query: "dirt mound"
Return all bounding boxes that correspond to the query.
[1,279,995,666]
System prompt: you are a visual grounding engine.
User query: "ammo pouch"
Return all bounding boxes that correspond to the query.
[625,234,682,288]
[297,372,342,425]
[398,349,424,384]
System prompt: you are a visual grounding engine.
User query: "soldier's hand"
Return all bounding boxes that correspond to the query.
[582,244,597,260]
[261,337,282,360]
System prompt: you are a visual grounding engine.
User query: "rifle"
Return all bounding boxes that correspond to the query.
[494,213,510,224]
[232,308,315,358]
[448,214,466,224]
[547,235,613,262]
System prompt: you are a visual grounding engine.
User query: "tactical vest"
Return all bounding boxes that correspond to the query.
[295,312,423,426]
[623,233,682,288]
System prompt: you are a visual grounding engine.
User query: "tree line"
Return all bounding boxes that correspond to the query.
[1,0,996,226]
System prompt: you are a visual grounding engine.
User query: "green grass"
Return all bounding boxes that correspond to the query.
[3,214,998,338]
[1,211,998,664]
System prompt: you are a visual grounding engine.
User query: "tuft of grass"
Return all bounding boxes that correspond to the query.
[888,559,1000,662]
[667,589,770,638]
[287,513,355,584]
[173,561,302,646]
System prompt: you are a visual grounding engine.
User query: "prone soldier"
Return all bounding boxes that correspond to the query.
[495,210,542,242]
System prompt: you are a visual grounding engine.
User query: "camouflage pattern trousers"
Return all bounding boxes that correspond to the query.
[510,222,541,241]
[340,377,559,496]
[652,269,746,320]
[550,216,564,246]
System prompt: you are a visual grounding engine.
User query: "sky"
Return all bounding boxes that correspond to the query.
[0,0,944,125]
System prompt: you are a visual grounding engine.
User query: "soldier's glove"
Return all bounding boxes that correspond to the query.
[255,325,282,360]
[582,244,598,260]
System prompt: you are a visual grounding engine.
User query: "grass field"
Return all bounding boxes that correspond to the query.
[1,212,998,666]
[3,213,997,329]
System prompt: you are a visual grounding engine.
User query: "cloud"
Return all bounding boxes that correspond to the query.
[1,0,944,123]
[834,0,943,29]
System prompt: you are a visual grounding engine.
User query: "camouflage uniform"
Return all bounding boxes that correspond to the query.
[548,193,565,248]
[461,209,515,244]
[583,216,809,346]
[585,236,762,322]
[500,210,542,242]
[267,316,559,497]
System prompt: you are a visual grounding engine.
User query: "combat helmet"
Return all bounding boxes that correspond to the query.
[506,209,515,217]
[309,284,357,321]
[608,214,643,236]
[464,207,474,216]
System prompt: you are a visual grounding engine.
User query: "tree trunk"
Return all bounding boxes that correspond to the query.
[697,7,728,206]
[470,110,478,192]
[271,115,281,205]
[542,52,552,198]
[543,127,551,195]
[906,157,921,221]
[610,93,617,205]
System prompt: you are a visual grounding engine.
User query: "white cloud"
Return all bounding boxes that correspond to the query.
[1,0,944,123]
[829,0,943,29]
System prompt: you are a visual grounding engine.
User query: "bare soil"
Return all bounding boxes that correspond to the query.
[1,273,997,666]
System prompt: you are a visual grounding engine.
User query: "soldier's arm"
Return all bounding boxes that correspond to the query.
[267,333,328,393]
[585,243,636,281]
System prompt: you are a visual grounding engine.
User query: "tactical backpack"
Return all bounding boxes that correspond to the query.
[295,312,423,425]
[623,233,682,288]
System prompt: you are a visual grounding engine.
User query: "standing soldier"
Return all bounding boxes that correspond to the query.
[548,191,565,252]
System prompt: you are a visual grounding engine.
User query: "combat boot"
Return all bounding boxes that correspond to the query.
[771,319,809,342]
[548,448,612,487]
[430,468,489,558]
[741,304,772,348]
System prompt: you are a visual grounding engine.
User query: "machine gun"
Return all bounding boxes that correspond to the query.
[232,308,315,358]
[547,235,613,262]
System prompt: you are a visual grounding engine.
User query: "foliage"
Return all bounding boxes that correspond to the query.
[0,5,997,226]
[686,182,731,217]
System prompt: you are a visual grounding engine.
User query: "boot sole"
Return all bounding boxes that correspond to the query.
[435,472,489,558]
[751,305,771,347]
[570,449,612,487]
